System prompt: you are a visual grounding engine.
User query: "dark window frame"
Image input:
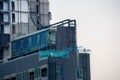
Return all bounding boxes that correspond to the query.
[29,72,35,80]
[12,13,15,22]
[41,67,48,77]
[11,1,15,11]
[12,25,15,34]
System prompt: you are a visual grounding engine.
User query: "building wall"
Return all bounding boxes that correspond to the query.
[56,26,76,50]
[10,0,29,40]
[39,0,51,26]
[0,52,91,80]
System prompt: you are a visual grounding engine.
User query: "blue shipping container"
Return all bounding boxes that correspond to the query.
[11,30,49,58]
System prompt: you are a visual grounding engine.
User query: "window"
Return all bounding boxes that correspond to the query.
[56,77,62,80]
[56,65,63,77]
[0,2,3,10]
[37,35,40,44]
[12,13,15,22]
[41,68,47,77]
[22,72,29,80]
[11,77,16,80]
[0,13,3,22]
[29,38,32,46]
[21,40,24,50]
[0,49,3,60]
[11,1,15,11]
[76,68,83,80]
[16,72,28,80]
[12,25,15,34]
[0,25,4,33]
[29,72,34,80]
[36,0,39,2]
[36,5,39,13]
[35,68,41,78]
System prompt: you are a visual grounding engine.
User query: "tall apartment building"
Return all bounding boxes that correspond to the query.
[0,0,91,80]
[0,0,10,62]
[0,0,51,61]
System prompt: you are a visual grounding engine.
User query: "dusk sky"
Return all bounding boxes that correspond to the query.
[50,0,120,80]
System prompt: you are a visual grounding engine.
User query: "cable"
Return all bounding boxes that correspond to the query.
[28,0,44,30]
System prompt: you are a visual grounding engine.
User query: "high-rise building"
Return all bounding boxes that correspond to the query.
[0,0,51,61]
[0,0,91,80]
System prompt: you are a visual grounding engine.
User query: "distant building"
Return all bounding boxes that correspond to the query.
[0,0,91,80]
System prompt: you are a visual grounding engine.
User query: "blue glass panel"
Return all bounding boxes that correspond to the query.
[11,30,49,58]
[39,50,69,59]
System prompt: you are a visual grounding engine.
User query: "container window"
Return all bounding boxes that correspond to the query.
[37,35,40,44]
[29,38,32,46]
[21,40,24,50]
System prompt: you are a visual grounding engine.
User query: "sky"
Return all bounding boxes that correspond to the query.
[49,0,120,80]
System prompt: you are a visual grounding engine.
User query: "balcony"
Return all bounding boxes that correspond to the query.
[0,33,10,48]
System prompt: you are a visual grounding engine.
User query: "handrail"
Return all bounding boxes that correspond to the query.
[13,19,76,40]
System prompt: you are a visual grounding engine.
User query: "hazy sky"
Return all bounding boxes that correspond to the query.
[49,0,120,80]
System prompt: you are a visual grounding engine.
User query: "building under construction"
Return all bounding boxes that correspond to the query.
[0,0,91,80]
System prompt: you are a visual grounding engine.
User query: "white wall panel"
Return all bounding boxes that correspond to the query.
[15,0,28,12]
[21,13,28,23]
[21,1,28,12]
[3,2,8,11]
[4,13,9,22]
[4,25,10,34]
